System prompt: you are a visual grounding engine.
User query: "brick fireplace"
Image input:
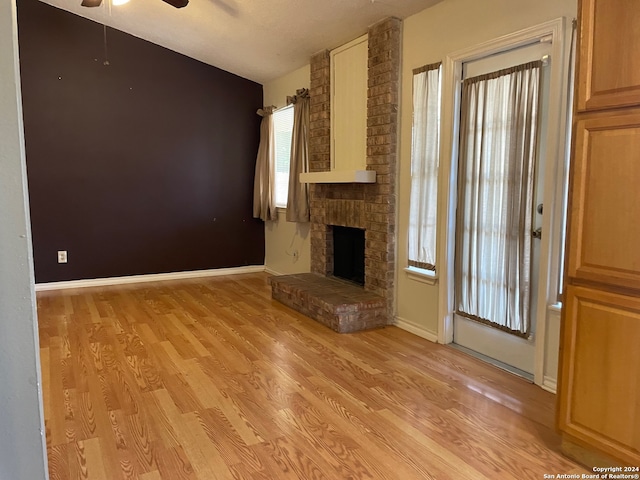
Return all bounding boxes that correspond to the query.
[271,17,401,332]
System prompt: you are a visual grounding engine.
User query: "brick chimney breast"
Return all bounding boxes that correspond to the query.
[271,18,401,332]
[308,17,401,319]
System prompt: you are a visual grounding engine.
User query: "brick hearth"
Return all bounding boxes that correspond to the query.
[270,274,387,333]
[271,17,401,333]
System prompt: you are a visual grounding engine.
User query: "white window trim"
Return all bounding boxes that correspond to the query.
[404,266,439,285]
[438,18,571,389]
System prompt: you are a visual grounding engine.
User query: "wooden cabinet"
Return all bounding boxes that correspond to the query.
[558,0,640,467]
[558,286,640,463]
[567,110,640,289]
[576,0,640,111]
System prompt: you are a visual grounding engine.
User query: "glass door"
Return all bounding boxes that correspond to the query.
[452,41,551,375]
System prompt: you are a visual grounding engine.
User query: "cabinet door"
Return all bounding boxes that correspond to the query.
[558,285,640,464]
[576,0,640,111]
[567,110,640,290]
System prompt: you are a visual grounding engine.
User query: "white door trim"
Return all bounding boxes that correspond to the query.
[437,18,571,388]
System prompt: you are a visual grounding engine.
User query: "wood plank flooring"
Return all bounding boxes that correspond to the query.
[37,273,590,479]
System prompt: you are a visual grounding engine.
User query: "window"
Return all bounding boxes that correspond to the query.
[273,105,294,208]
[407,63,442,273]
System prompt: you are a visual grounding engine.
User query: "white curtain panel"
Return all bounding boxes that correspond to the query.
[408,63,441,271]
[455,61,541,335]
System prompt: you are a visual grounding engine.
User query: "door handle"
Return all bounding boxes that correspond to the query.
[532,227,542,239]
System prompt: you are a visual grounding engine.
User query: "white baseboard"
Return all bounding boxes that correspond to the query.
[264,268,285,276]
[394,316,439,343]
[35,265,266,291]
[541,375,557,394]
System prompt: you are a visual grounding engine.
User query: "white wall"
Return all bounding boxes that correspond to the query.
[397,0,576,382]
[0,0,49,477]
[263,64,312,275]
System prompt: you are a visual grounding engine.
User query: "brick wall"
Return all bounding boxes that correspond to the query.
[309,50,332,277]
[308,17,401,318]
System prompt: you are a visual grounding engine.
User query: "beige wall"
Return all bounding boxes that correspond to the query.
[264,64,310,109]
[263,64,312,275]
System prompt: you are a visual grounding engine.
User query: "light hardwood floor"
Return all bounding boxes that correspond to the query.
[37,273,589,479]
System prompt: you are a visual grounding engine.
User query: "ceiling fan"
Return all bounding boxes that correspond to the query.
[81,0,188,8]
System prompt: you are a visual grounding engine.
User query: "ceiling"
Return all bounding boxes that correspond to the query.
[39,0,443,84]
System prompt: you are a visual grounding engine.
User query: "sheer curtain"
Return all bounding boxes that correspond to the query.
[455,61,541,336]
[253,106,277,222]
[286,88,310,222]
[408,63,441,271]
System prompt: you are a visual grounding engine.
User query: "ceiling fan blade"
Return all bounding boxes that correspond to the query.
[80,0,186,9]
[162,0,188,8]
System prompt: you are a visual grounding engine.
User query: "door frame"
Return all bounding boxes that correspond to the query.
[437,18,571,388]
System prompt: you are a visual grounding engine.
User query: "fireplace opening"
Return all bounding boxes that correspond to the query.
[333,226,365,286]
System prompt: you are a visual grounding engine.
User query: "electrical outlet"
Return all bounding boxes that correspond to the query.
[57,250,68,264]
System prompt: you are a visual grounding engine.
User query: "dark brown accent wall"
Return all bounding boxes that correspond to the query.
[17,0,264,283]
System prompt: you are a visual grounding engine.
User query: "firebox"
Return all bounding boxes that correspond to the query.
[332,226,365,286]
